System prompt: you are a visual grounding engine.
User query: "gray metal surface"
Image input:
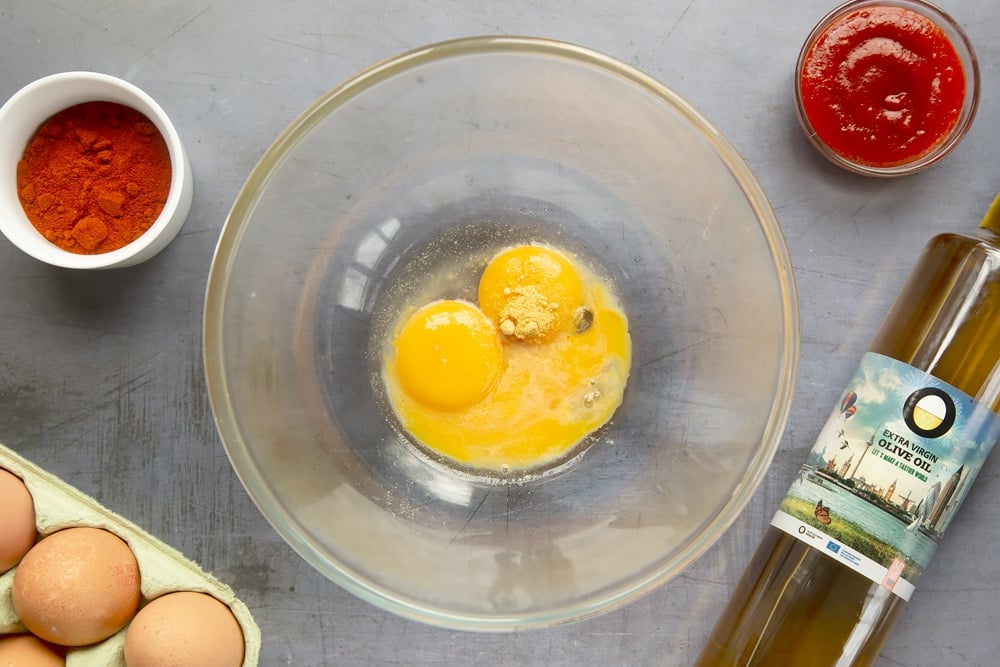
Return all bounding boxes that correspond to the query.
[1,1,997,665]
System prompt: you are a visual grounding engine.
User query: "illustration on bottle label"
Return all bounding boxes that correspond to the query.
[771,352,1000,600]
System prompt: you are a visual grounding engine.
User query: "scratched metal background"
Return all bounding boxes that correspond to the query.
[1,1,999,665]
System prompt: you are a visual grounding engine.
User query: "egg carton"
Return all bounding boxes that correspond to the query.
[0,443,261,666]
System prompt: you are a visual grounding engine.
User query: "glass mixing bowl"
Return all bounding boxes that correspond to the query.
[204,36,799,630]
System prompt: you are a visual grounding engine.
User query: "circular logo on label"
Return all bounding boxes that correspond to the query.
[798,525,807,534]
[903,387,956,438]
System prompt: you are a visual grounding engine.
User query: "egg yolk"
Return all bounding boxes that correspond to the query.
[393,299,503,411]
[384,244,631,473]
[478,244,585,343]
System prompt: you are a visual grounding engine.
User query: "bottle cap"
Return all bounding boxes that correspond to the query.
[980,194,1000,234]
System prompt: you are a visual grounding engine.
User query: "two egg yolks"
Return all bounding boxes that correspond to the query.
[385,244,631,472]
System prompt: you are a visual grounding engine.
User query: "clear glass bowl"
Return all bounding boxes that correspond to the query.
[204,36,799,630]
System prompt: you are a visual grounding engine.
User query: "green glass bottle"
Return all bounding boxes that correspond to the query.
[694,195,1000,666]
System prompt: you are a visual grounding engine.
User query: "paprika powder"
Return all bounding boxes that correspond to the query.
[16,101,172,254]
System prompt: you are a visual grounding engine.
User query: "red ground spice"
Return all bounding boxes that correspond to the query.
[16,101,172,254]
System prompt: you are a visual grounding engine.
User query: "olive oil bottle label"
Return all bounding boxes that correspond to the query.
[771,352,1000,601]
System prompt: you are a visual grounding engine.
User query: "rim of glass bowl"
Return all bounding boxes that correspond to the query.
[204,35,801,630]
[793,0,981,178]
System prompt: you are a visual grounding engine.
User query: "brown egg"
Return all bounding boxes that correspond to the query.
[0,633,65,666]
[12,526,141,646]
[0,467,37,573]
[124,591,245,667]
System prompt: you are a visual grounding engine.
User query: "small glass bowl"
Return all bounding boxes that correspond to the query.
[0,72,193,269]
[794,0,980,177]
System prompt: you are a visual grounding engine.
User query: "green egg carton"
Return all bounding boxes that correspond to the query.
[0,443,261,666]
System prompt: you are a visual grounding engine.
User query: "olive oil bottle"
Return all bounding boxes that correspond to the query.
[694,195,1000,667]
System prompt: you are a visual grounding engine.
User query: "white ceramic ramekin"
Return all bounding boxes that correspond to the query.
[0,72,193,268]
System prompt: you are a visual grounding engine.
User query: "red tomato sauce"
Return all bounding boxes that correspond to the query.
[799,5,966,168]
